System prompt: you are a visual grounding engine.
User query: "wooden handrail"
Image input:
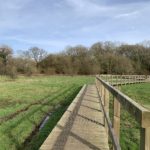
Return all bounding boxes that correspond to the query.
[96,85,121,150]
[96,76,150,150]
[100,74,148,86]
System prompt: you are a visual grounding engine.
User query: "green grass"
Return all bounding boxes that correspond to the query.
[1,75,149,150]
[24,107,66,150]
[0,75,94,150]
[121,83,150,110]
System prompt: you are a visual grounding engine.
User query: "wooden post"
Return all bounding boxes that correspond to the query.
[140,127,150,150]
[104,88,109,137]
[113,86,121,149]
[139,75,140,83]
[113,97,121,142]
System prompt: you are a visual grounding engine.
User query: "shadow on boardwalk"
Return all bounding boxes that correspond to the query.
[40,85,109,150]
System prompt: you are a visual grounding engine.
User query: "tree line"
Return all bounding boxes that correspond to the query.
[0,41,150,78]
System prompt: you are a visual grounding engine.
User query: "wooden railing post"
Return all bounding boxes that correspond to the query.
[113,85,121,149]
[104,88,109,137]
[139,75,140,83]
[113,97,121,145]
[122,75,124,85]
[140,127,150,150]
[120,75,121,85]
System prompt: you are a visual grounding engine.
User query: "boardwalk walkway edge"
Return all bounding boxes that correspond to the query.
[40,85,87,150]
[40,84,109,150]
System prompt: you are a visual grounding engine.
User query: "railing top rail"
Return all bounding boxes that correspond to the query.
[96,76,150,128]
[100,74,148,79]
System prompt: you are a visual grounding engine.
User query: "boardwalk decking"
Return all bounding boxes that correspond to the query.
[40,85,109,150]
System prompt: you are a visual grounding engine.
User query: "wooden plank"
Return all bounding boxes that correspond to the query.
[142,111,150,128]
[40,85,109,150]
[140,127,150,150]
[104,88,109,136]
[113,97,120,139]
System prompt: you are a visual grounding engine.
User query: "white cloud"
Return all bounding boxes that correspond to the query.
[114,11,139,18]
[1,0,150,52]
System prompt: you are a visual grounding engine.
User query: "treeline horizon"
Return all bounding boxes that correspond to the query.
[0,41,150,78]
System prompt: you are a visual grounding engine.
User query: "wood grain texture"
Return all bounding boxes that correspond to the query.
[40,85,109,150]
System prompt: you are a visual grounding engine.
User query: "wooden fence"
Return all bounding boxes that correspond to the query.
[96,75,150,150]
[100,74,149,86]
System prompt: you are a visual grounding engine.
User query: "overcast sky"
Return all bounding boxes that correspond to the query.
[0,0,150,53]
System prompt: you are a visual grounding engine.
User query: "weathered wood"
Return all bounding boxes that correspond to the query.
[142,111,150,128]
[140,127,150,150]
[96,76,150,150]
[40,85,109,150]
[96,85,121,150]
[104,88,109,136]
[96,77,150,127]
[113,97,121,139]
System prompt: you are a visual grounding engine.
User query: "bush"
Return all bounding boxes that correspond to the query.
[44,68,56,75]
[5,65,17,79]
[14,58,37,76]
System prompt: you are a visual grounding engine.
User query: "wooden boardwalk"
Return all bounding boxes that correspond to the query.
[40,85,109,150]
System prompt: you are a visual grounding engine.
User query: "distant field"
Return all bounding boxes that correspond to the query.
[121,83,150,110]
[0,75,94,150]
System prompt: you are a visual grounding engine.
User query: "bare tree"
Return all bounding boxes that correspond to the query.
[22,47,47,68]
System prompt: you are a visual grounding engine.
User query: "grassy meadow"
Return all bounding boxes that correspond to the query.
[121,83,150,110]
[0,75,149,150]
[0,75,94,150]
